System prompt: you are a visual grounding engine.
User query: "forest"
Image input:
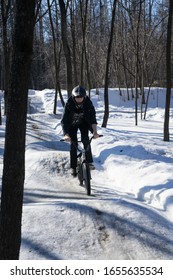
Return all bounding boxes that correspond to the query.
[0,0,171,94]
[0,0,172,260]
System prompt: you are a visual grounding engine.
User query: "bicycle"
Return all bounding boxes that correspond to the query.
[61,135,102,196]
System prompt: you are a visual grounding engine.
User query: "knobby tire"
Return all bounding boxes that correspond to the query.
[82,162,91,195]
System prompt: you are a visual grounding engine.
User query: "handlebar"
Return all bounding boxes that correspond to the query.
[60,135,103,155]
[60,134,103,143]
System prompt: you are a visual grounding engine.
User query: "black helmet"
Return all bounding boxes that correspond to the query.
[72,85,86,98]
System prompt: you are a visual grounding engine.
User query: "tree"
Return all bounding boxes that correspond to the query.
[0,0,13,115]
[59,0,73,97]
[102,0,117,128]
[0,0,171,126]
[0,0,36,259]
[163,0,173,141]
[79,0,91,91]
[47,0,64,112]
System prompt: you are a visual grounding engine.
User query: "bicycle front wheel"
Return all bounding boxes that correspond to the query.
[78,163,83,186]
[82,162,91,195]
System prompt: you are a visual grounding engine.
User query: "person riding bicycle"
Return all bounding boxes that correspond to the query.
[61,85,99,176]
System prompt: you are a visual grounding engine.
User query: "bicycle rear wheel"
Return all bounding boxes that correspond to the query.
[77,163,83,186]
[82,162,91,195]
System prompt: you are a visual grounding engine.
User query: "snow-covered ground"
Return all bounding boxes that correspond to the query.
[1,87,173,260]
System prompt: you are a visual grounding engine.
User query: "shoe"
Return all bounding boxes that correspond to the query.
[89,163,95,170]
[71,168,77,177]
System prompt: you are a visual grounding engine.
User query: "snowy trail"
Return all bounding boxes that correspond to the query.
[20,110,173,260]
[21,195,173,260]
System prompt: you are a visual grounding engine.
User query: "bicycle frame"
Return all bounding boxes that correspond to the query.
[76,136,94,161]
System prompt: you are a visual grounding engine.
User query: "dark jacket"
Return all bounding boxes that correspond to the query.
[61,96,97,135]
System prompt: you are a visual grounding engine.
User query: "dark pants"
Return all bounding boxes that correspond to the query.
[68,124,93,168]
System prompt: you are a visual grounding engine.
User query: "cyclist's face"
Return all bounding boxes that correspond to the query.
[75,97,84,104]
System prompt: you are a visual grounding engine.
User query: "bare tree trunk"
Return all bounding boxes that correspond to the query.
[134,0,143,126]
[0,0,12,115]
[79,0,91,89]
[0,0,36,260]
[47,0,64,113]
[59,0,73,97]
[164,0,173,141]
[144,47,165,119]
[70,2,78,85]
[102,0,117,128]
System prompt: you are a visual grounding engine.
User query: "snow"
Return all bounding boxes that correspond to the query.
[1,87,173,260]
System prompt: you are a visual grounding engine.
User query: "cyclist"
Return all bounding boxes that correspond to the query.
[61,85,99,176]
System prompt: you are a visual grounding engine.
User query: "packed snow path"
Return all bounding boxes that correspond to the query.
[20,95,173,260]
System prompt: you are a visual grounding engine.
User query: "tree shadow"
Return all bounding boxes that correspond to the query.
[21,192,173,259]
[26,139,70,152]
[23,187,94,203]
[0,147,4,156]
[20,238,62,260]
[55,200,173,259]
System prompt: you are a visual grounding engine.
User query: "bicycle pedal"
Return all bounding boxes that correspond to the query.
[89,164,95,170]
